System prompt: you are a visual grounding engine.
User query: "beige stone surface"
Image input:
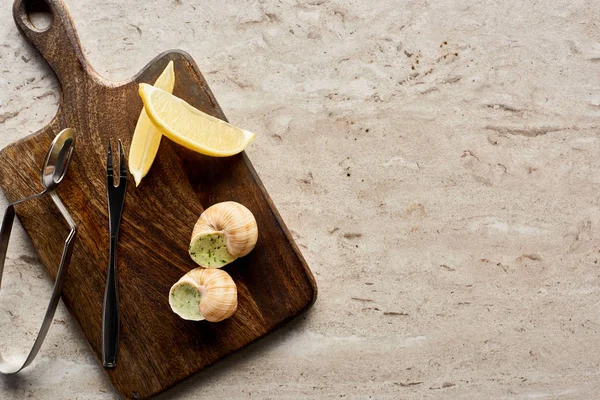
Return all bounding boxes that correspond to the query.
[1,0,600,398]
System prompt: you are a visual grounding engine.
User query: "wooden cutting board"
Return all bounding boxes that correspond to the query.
[0,0,316,398]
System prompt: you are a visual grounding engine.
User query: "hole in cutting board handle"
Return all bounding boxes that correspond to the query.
[24,0,53,31]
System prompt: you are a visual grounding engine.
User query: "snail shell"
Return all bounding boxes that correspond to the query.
[169,268,237,322]
[189,201,258,268]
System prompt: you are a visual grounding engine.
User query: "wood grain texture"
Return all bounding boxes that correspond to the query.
[0,0,317,398]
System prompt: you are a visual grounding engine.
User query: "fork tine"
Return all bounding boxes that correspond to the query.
[107,140,114,187]
[107,140,113,172]
[117,140,126,183]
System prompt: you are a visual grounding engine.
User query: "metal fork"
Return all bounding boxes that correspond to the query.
[102,139,127,368]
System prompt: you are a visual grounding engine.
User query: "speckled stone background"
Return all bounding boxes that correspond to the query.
[1,0,600,399]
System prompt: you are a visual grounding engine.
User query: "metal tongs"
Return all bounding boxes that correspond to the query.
[0,128,77,374]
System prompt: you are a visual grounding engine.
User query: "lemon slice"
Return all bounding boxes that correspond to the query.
[129,61,175,186]
[139,83,256,157]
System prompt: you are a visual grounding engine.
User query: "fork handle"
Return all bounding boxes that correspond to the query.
[102,234,119,368]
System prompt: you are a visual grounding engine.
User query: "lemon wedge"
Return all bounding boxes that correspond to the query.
[139,83,256,157]
[129,61,175,186]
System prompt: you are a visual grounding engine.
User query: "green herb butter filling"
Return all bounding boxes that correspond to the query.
[169,283,204,321]
[189,233,236,268]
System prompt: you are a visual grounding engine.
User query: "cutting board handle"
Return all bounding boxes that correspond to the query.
[13,0,95,87]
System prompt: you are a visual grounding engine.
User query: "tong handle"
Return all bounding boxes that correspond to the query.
[0,193,77,374]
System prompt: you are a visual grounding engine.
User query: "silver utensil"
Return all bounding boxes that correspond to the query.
[102,139,127,368]
[0,128,77,374]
